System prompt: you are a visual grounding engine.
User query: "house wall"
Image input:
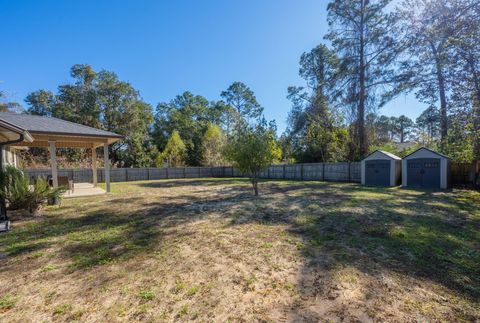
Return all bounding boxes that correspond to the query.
[1,147,17,168]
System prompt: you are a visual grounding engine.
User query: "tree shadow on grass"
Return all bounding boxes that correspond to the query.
[226,182,480,305]
[0,186,262,273]
[0,195,222,272]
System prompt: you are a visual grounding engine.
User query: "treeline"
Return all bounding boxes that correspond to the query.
[282,0,480,164]
[20,65,273,168]
[9,0,480,169]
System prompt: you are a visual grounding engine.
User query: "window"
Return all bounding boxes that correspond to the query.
[408,163,420,169]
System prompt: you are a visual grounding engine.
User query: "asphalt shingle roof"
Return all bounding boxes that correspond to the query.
[0,113,122,138]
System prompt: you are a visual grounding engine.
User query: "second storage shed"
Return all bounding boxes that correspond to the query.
[361,150,402,187]
[402,147,450,189]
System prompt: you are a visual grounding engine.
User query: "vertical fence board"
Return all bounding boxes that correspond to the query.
[450,162,475,185]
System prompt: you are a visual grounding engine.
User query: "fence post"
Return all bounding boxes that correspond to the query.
[147,168,150,181]
[166,167,169,179]
[283,164,286,180]
[184,167,186,178]
[301,164,304,181]
[347,162,351,182]
[267,166,270,179]
[322,163,325,181]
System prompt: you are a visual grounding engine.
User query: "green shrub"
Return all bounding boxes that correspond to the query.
[0,166,30,210]
[27,177,65,216]
[0,166,65,216]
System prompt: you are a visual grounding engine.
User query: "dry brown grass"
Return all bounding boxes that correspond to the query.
[0,178,479,322]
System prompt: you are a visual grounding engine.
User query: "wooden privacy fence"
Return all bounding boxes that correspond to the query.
[24,162,362,183]
[24,161,476,186]
[450,162,479,185]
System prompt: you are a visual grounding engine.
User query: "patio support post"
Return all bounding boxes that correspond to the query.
[49,141,58,189]
[92,146,97,187]
[103,143,110,193]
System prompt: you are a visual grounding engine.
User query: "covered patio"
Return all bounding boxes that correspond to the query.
[0,112,123,195]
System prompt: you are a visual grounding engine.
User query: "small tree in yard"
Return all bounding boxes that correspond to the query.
[226,126,281,195]
[202,123,227,166]
[156,130,187,167]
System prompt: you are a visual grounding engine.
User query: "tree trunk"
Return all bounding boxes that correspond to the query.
[473,99,480,188]
[432,44,448,150]
[472,160,480,189]
[357,0,368,157]
[468,54,480,160]
[465,53,480,188]
[251,178,259,196]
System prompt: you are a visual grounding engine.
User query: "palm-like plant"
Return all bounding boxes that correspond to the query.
[28,177,65,216]
[0,166,65,216]
[0,166,30,210]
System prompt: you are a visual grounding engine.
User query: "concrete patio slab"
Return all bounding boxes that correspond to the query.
[63,182,106,198]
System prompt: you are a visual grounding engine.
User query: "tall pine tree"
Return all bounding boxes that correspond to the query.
[326,0,398,159]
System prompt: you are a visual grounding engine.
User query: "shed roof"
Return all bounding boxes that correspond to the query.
[403,147,450,160]
[363,150,401,161]
[0,112,122,139]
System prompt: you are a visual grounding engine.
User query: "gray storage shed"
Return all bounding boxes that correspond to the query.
[361,150,402,187]
[402,147,450,189]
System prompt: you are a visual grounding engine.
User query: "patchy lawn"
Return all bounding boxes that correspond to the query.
[0,179,479,322]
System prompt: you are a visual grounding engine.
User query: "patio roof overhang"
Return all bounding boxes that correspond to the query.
[12,132,121,148]
[0,112,123,193]
[0,118,34,144]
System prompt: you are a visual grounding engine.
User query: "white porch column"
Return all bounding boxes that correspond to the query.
[103,143,110,193]
[49,141,58,189]
[92,146,98,187]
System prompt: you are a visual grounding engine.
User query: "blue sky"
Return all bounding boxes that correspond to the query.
[0,0,427,133]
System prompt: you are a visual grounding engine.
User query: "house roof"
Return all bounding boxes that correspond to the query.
[0,112,122,139]
[363,150,401,161]
[403,147,450,160]
[0,117,34,143]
